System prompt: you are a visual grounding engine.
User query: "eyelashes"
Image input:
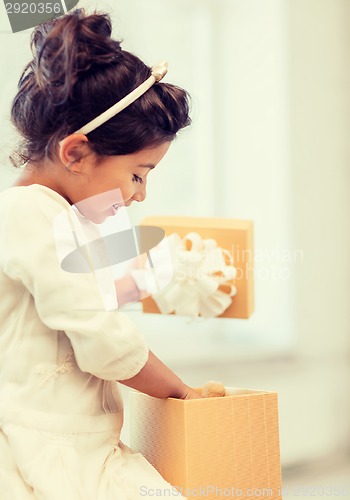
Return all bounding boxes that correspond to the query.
[132,174,143,183]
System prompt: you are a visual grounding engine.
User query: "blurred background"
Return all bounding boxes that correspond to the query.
[0,0,349,495]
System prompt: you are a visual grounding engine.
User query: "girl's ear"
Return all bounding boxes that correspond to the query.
[58,134,91,173]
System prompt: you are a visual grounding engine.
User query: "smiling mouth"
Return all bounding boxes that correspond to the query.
[112,201,132,209]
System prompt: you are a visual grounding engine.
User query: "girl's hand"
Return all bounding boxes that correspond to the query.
[119,351,204,400]
[179,386,204,400]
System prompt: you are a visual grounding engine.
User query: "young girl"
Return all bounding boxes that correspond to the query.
[0,8,201,499]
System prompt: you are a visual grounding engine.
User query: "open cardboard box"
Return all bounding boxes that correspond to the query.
[130,387,283,499]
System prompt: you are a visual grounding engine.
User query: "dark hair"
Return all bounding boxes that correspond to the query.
[10,8,191,168]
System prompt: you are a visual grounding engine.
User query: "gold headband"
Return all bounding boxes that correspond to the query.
[60,61,168,143]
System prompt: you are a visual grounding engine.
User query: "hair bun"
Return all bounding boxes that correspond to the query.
[31,8,122,105]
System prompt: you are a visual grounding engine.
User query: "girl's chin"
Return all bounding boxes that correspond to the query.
[93,213,113,224]
[76,204,120,224]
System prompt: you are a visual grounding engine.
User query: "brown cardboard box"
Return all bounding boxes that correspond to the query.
[130,388,282,499]
[140,216,254,319]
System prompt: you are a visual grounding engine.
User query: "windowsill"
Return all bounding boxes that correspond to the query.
[145,334,297,368]
[121,302,297,368]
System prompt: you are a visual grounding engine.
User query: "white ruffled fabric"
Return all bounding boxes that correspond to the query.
[151,232,237,318]
[0,185,187,499]
[0,420,183,500]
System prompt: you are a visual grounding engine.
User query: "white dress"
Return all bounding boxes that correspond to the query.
[0,184,186,500]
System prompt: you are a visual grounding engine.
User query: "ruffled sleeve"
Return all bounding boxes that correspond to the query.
[0,185,149,381]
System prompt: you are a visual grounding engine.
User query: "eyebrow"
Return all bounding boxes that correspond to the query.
[137,163,155,169]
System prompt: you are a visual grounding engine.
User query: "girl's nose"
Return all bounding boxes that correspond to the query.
[132,184,146,202]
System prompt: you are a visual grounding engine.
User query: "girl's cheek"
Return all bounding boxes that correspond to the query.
[120,186,134,204]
